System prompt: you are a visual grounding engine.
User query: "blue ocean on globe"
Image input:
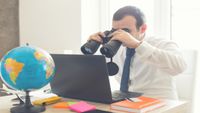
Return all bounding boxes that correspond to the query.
[0,46,55,91]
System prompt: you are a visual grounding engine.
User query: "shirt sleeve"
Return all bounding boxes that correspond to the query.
[135,40,187,75]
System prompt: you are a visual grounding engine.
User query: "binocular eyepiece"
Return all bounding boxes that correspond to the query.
[81,29,129,58]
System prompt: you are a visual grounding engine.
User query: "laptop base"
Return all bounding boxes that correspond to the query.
[112,90,143,102]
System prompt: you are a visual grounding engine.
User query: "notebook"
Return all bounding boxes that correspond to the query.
[50,54,142,104]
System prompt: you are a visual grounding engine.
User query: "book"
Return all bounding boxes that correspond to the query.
[83,109,113,113]
[110,96,165,113]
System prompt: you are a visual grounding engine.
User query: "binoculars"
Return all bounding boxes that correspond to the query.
[81,29,130,58]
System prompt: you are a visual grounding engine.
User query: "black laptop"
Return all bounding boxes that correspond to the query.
[50,54,142,104]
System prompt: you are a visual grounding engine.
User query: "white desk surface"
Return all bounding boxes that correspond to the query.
[0,95,188,113]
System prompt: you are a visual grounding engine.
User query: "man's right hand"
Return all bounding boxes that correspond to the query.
[88,32,105,43]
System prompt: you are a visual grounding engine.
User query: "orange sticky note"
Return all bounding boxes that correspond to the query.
[53,102,69,109]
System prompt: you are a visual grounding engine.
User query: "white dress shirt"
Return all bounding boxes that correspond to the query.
[113,36,187,100]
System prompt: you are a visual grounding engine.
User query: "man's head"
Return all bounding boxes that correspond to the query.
[112,6,147,40]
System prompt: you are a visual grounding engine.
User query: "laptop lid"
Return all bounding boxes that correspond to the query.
[50,54,113,103]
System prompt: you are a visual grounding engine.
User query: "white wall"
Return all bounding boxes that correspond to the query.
[174,50,198,113]
[19,0,82,54]
[171,1,200,112]
[193,53,200,113]
[81,0,100,44]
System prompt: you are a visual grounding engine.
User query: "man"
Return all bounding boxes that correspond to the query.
[88,6,186,100]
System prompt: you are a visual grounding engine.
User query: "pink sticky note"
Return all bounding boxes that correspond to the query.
[69,101,96,113]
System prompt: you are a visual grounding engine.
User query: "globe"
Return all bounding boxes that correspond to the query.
[0,45,55,91]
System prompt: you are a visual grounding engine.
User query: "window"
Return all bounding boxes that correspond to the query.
[171,1,200,113]
[171,0,200,49]
[99,0,171,39]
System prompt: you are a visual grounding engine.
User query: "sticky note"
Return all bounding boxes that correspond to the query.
[53,102,69,108]
[68,101,77,105]
[69,101,96,112]
[32,96,61,105]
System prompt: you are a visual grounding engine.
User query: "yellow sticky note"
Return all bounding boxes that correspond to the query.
[32,96,61,105]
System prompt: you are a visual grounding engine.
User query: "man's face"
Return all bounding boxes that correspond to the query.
[112,15,143,40]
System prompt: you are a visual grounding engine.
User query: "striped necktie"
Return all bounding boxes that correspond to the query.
[120,48,135,92]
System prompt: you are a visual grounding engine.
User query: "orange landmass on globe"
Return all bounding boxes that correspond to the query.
[5,58,24,84]
[34,51,54,79]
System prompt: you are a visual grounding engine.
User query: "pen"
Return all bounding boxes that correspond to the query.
[43,89,52,93]
[126,98,142,102]
[126,98,134,102]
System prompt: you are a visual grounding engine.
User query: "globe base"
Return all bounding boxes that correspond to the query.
[10,90,45,113]
[10,105,45,113]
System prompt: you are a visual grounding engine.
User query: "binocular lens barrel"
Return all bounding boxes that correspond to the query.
[81,40,101,54]
[100,40,122,58]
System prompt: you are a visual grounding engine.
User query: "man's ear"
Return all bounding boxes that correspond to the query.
[140,24,147,33]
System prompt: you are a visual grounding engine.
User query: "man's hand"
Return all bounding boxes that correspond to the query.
[88,32,105,43]
[111,29,142,48]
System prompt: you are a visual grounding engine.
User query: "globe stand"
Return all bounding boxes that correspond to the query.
[10,90,46,113]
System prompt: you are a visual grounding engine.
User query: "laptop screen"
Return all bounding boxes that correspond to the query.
[50,54,113,103]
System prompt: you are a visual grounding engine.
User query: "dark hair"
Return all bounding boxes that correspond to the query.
[113,6,146,30]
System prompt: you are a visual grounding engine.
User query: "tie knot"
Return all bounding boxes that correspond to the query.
[126,48,135,57]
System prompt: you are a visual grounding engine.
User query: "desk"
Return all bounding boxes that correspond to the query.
[0,95,187,113]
